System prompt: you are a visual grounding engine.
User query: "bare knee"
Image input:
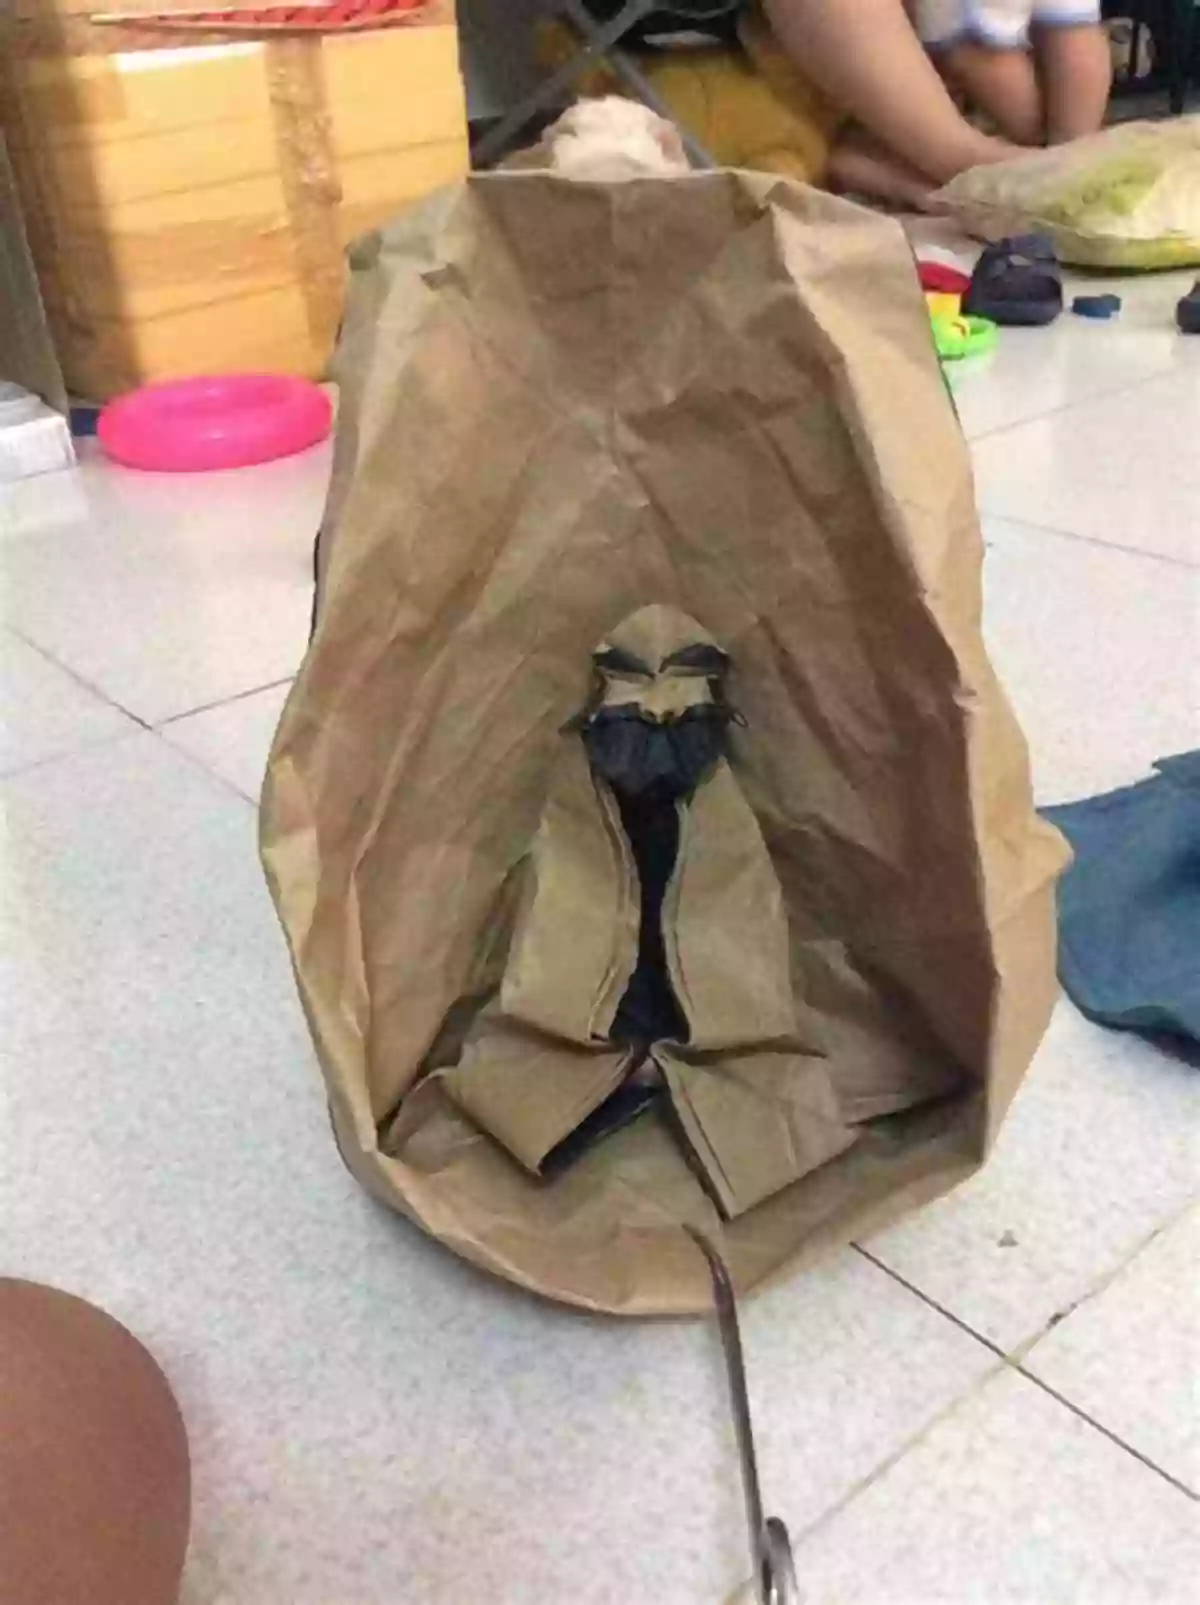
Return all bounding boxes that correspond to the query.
[1035,23,1113,141]
[0,1281,191,1605]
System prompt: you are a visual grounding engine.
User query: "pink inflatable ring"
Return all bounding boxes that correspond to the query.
[98,374,332,473]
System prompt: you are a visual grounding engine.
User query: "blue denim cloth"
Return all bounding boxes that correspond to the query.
[1044,752,1200,1046]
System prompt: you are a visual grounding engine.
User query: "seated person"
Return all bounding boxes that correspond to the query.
[763,0,1111,206]
[918,1,1112,145]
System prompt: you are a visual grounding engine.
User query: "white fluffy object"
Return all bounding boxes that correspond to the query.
[545,97,690,180]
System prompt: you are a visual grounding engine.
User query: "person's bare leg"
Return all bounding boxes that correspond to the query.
[1034,23,1113,141]
[826,127,937,209]
[0,1281,190,1605]
[763,0,1020,183]
[936,42,1045,145]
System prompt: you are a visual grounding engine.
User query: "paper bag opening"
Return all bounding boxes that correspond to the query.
[442,607,864,1218]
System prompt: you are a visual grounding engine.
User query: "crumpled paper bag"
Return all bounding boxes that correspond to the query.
[262,166,1067,1315]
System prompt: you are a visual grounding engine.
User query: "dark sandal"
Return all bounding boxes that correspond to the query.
[1176,281,1200,334]
[964,233,1064,328]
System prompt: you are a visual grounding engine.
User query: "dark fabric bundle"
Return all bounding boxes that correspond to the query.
[1045,754,1200,1047]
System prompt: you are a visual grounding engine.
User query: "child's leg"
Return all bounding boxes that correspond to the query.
[0,1281,190,1605]
[762,0,1018,184]
[826,126,938,209]
[1033,17,1112,141]
[916,3,1045,144]
[934,42,1045,145]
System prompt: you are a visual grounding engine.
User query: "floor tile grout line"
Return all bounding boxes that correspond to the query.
[0,727,146,787]
[5,624,296,732]
[963,359,1195,448]
[155,676,295,729]
[980,513,1199,572]
[148,725,261,809]
[0,717,261,806]
[852,1245,1008,1360]
[1009,1370,1198,1503]
[6,625,152,728]
[853,1245,1197,1503]
[787,1353,1012,1551]
[1012,1201,1200,1370]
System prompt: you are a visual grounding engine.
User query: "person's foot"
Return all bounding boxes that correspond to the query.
[954,131,1027,176]
[827,130,935,210]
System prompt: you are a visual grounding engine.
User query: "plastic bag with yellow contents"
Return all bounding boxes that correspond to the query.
[935,118,1200,270]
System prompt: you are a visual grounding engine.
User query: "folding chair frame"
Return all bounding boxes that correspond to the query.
[472,0,717,169]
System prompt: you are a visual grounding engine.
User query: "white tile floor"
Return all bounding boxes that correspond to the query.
[2,268,1198,1605]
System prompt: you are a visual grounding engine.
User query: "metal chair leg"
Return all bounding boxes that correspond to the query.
[473,0,657,168]
[1129,19,1145,89]
[561,0,717,166]
[1169,0,1195,114]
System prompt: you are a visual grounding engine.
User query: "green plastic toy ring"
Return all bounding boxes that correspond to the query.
[932,312,999,361]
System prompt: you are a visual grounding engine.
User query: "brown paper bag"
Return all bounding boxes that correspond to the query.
[262,168,1068,1315]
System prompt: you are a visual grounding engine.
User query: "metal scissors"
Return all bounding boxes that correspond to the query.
[688,1229,800,1605]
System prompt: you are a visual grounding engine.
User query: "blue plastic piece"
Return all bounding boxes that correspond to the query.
[70,404,100,438]
[1071,293,1122,320]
